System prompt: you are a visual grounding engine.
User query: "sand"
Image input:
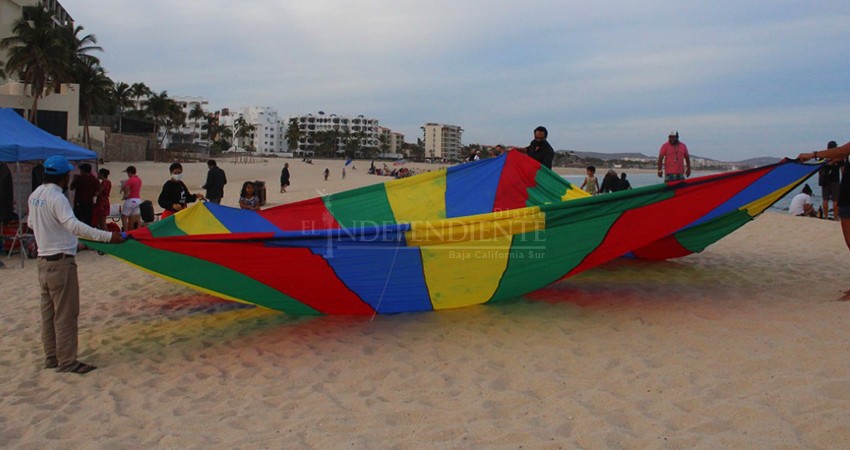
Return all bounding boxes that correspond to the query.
[2,158,850,449]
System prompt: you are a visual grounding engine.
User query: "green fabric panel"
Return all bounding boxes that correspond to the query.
[85,240,320,315]
[674,209,753,254]
[491,185,675,302]
[146,216,188,238]
[323,183,397,229]
[490,212,621,301]
[527,167,573,206]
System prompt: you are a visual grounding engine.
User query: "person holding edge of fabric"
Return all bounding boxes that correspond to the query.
[798,140,850,252]
[158,162,204,219]
[29,155,125,374]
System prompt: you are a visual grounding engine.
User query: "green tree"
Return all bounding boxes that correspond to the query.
[0,3,69,123]
[75,61,112,148]
[285,118,301,151]
[188,103,206,143]
[143,90,179,148]
[233,116,256,152]
[129,82,151,110]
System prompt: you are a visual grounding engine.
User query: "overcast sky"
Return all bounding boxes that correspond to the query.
[69,0,850,161]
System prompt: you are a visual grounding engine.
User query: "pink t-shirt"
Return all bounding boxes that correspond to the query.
[659,142,689,175]
[125,175,142,199]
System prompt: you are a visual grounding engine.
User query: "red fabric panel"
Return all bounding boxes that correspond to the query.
[493,151,540,211]
[142,239,374,315]
[127,227,153,239]
[564,170,765,278]
[259,197,339,231]
[630,235,692,260]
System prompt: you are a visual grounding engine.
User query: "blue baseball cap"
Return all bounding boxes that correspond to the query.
[44,155,74,175]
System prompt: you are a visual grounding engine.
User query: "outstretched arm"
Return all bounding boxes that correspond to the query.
[798,141,850,162]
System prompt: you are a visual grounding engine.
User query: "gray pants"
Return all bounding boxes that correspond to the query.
[38,256,80,370]
[207,198,221,204]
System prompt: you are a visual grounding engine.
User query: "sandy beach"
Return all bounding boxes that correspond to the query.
[2,159,850,449]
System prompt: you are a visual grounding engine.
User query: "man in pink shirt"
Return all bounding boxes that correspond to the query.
[657,131,691,182]
[121,166,143,231]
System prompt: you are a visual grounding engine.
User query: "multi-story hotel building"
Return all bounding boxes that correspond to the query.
[161,96,210,148]
[289,111,380,155]
[218,107,284,154]
[421,123,463,162]
[378,126,405,158]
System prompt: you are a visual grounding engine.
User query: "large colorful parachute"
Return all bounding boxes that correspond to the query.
[87,152,818,315]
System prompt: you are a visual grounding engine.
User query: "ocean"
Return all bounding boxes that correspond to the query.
[562,170,821,214]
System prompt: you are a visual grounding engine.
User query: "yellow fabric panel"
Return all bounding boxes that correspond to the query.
[420,235,514,310]
[561,185,591,201]
[385,169,447,222]
[404,206,545,247]
[742,173,813,216]
[174,203,229,235]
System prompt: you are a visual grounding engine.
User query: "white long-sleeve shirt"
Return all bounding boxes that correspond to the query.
[28,183,113,256]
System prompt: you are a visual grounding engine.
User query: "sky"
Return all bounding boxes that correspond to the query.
[68,0,850,162]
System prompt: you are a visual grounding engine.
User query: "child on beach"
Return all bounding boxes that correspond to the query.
[239,181,260,211]
[580,166,599,195]
[323,168,330,181]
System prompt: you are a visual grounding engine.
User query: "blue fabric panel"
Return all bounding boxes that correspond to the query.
[314,237,433,314]
[205,203,282,233]
[689,162,818,227]
[445,155,506,218]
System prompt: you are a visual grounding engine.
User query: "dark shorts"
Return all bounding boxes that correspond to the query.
[822,182,840,202]
[664,174,685,182]
[839,205,850,219]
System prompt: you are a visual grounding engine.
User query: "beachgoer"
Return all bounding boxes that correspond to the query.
[798,140,850,253]
[818,141,841,220]
[657,131,691,182]
[342,167,346,179]
[157,163,204,219]
[514,126,555,169]
[121,165,142,231]
[788,184,817,217]
[615,173,631,191]
[580,166,599,195]
[600,169,619,193]
[29,155,125,374]
[492,145,505,157]
[239,181,260,211]
[323,168,330,181]
[280,163,290,193]
[202,159,227,205]
[69,163,98,226]
[93,168,112,230]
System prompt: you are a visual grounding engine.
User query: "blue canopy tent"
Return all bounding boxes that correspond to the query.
[0,108,97,266]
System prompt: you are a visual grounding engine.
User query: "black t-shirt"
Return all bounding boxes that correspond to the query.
[525,139,555,169]
[840,159,850,207]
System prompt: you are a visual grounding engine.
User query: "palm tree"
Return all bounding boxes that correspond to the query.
[75,61,112,148]
[285,118,300,151]
[233,116,256,152]
[0,4,68,123]
[129,82,151,110]
[143,90,178,148]
[188,103,206,144]
[61,23,102,69]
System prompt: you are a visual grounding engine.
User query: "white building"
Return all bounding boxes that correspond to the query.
[288,111,380,156]
[162,96,210,148]
[422,123,463,162]
[378,126,405,158]
[219,107,284,154]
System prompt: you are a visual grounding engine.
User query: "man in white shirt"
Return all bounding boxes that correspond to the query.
[29,155,125,374]
[788,184,816,217]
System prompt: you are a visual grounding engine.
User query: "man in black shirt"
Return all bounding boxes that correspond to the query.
[516,126,555,169]
[202,159,227,204]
